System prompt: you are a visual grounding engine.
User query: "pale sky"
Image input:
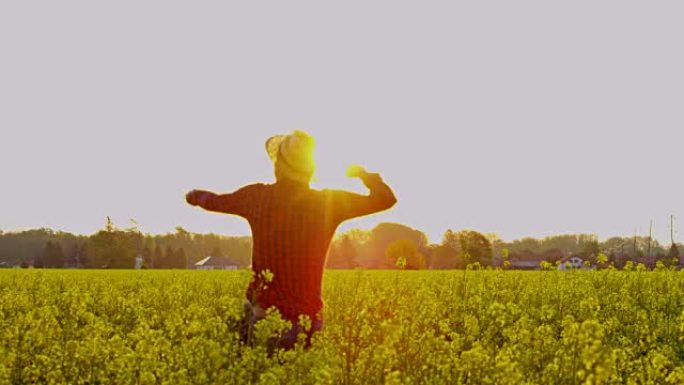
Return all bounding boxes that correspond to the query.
[1,1,683,244]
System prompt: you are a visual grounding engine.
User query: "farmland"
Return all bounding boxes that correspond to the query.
[2,269,684,384]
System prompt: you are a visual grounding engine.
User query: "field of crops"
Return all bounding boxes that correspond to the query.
[2,269,684,385]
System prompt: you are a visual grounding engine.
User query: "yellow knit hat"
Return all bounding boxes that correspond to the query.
[265,130,316,183]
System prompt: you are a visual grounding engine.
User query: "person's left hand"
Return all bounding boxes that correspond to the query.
[346,165,367,178]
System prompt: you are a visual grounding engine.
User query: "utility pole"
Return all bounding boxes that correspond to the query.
[669,215,681,265]
[647,220,653,259]
[633,229,638,258]
[671,215,676,247]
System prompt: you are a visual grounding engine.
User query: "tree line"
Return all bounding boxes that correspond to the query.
[0,218,250,269]
[327,225,683,269]
[1,219,682,269]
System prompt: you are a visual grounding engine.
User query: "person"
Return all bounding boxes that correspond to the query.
[185,130,397,349]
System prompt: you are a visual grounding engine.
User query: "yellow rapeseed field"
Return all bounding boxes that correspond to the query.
[2,268,684,384]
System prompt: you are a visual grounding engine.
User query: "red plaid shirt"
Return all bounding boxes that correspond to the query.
[196,175,396,322]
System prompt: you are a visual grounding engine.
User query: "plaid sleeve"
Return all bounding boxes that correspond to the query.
[326,175,397,223]
[198,183,264,219]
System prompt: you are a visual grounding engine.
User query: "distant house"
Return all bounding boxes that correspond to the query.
[195,256,238,270]
[509,260,541,270]
[558,255,585,270]
[507,249,569,270]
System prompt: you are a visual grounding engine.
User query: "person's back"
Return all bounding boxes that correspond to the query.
[247,180,335,323]
[186,130,396,345]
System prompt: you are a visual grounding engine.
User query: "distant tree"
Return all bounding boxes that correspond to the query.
[0,225,255,269]
[78,243,90,267]
[0,228,86,266]
[504,234,607,258]
[152,245,164,269]
[53,241,65,267]
[441,230,459,251]
[223,237,252,267]
[42,241,65,268]
[141,245,153,268]
[84,217,142,268]
[541,235,584,255]
[64,242,84,267]
[362,223,428,268]
[327,235,358,269]
[211,247,223,258]
[458,230,493,266]
[158,246,188,269]
[428,244,459,269]
[580,238,600,259]
[173,248,187,269]
[34,251,45,268]
[175,226,192,240]
[539,248,565,264]
[602,237,631,258]
[505,237,542,255]
[160,246,175,269]
[385,239,426,269]
[442,229,492,266]
[602,236,665,259]
[343,228,372,246]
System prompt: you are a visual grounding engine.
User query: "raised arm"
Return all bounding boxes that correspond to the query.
[327,166,397,223]
[186,184,263,219]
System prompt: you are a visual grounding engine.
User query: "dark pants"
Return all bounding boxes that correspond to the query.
[241,299,323,350]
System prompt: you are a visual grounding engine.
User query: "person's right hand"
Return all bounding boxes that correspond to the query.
[185,190,205,206]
